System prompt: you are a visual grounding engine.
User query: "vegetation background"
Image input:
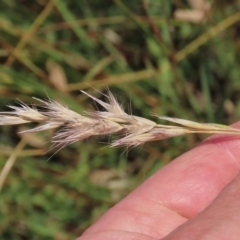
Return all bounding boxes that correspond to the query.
[1,0,240,239]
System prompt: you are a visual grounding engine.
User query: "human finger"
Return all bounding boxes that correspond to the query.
[79,123,240,239]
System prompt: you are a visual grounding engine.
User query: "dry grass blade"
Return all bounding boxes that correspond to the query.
[0,138,27,192]
[0,90,239,151]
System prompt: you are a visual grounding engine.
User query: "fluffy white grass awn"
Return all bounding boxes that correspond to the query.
[0,90,239,150]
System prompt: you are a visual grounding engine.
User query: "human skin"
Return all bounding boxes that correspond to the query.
[78,123,240,240]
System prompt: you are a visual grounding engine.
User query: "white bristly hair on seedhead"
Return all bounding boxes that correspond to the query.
[0,89,240,152]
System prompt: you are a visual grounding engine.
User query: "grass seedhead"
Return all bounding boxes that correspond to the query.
[0,90,239,150]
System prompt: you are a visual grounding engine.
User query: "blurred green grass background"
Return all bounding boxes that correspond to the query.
[1,0,240,239]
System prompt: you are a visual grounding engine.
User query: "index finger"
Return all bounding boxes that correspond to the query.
[79,122,240,240]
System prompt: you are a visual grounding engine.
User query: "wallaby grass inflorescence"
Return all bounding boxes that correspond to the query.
[0,90,239,151]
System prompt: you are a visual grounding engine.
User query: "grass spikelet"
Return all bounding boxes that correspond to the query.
[0,90,240,151]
